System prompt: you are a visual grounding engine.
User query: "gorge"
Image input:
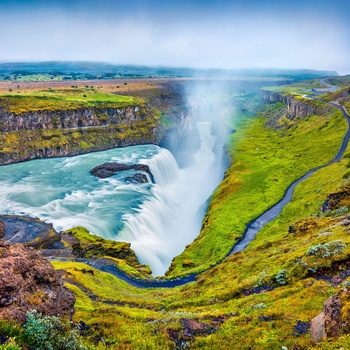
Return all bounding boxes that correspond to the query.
[2,71,350,349]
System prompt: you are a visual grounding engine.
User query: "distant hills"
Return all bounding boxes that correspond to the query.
[0,61,338,82]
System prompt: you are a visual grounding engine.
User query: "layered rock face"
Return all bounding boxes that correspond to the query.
[0,106,143,132]
[259,90,329,120]
[0,228,75,324]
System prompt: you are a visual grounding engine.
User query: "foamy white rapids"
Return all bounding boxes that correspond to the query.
[0,145,159,240]
[0,121,226,277]
[119,122,222,276]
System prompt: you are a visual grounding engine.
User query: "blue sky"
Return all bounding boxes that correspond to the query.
[0,0,349,74]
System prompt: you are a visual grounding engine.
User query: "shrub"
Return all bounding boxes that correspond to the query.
[0,340,22,350]
[23,310,87,350]
[306,240,346,258]
[275,269,287,285]
[343,280,350,288]
[252,302,267,309]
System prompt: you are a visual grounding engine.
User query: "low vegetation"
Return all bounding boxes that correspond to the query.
[41,151,350,349]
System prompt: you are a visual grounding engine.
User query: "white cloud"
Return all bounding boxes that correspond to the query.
[0,5,349,74]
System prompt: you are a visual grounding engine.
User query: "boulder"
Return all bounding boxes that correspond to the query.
[125,173,149,184]
[179,318,216,338]
[0,240,75,324]
[310,312,327,342]
[90,162,154,182]
[310,288,349,343]
[2,215,60,249]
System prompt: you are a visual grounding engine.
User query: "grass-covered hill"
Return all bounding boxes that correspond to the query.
[2,76,350,349]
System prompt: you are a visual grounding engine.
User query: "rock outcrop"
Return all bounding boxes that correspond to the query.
[2,215,60,249]
[310,287,350,343]
[90,162,154,182]
[0,221,5,239]
[62,227,142,267]
[1,216,153,278]
[259,90,330,120]
[0,106,144,132]
[0,231,75,324]
[321,184,350,213]
[125,173,149,184]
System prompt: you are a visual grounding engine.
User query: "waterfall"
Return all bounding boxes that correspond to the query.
[142,149,180,187]
[119,122,223,276]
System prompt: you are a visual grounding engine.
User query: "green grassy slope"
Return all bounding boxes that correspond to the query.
[167,97,345,277]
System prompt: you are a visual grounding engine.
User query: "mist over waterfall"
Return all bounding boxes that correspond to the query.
[119,124,218,276]
[120,83,230,276]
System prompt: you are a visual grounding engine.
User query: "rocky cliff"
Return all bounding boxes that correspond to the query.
[0,105,146,132]
[0,104,164,165]
[259,89,330,120]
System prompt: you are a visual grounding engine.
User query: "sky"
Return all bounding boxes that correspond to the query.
[0,0,349,74]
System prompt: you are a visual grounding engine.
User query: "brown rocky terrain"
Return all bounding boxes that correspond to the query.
[0,220,75,324]
[311,287,350,342]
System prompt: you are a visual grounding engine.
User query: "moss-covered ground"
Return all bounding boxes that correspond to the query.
[263,80,326,95]
[325,76,350,89]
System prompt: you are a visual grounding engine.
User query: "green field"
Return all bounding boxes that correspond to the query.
[0,88,141,114]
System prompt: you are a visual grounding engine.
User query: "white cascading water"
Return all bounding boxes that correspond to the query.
[119,121,222,276]
[145,149,180,187]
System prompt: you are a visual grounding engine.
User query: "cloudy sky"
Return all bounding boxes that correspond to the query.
[0,0,349,74]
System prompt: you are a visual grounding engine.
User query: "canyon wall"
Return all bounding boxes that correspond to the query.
[259,89,331,120]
